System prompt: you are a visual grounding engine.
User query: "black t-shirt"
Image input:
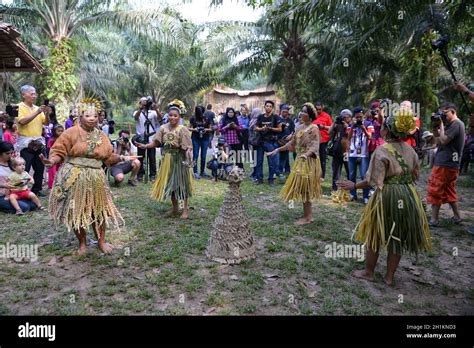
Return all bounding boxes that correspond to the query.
[279,115,295,139]
[190,116,211,141]
[257,113,280,142]
[434,118,465,169]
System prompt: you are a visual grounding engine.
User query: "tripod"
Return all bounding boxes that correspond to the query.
[437,46,472,115]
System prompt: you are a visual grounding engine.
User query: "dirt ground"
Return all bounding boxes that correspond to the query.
[0,166,472,316]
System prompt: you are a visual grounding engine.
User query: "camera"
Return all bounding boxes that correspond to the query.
[119,136,129,144]
[355,119,363,127]
[6,104,19,118]
[431,111,447,123]
[141,96,153,110]
[432,35,448,52]
[335,115,344,125]
[371,110,378,116]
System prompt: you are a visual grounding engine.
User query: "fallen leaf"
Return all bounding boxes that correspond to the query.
[206,307,216,314]
[308,291,317,298]
[229,275,239,280]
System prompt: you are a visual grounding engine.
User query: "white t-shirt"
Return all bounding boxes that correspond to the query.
[134,109,160,136]
[349,126,369,158]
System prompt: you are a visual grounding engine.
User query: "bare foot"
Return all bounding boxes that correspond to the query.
[352,269,374,282]
[383,275,395,286]
[180,210,189,219]
[294,217,313,226]
[98,242,114,254]
[77,243,87,256]
[163,209,179,218]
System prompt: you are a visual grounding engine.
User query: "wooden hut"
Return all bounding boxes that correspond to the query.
[204,85,282,114]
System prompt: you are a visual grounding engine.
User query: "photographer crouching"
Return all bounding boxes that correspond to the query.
[427,102,465,227]
[110,130,140,187]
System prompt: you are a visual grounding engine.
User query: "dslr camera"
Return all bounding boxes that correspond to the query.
[335,115,345,125]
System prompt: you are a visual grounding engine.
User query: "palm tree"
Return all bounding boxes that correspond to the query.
[0,0,187,122]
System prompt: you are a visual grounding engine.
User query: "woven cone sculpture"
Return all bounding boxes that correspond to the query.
[206,166,256,264]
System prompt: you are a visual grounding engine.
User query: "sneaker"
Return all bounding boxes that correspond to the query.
[350,195,357,202]
[194,173,201,180]
[279,174,285,180]
[268,180,275,186]
[254,180,263,185]
[363,198,369,205]
[137,176,143,182]
[428,220,439,228]
[128,179,138,187]
[15,210,24,215]
[149,176,156,181]
[201,172,211,179]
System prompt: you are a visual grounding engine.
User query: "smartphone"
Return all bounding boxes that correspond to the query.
[44,99,49,106]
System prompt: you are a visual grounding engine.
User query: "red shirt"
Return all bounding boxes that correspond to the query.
[312,111,333,143]
[403,118,420,147]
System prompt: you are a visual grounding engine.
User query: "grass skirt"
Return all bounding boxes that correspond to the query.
[280,156,322,202]
[151,149,194,201]
[354,183,431,255]
[49,157,124,232]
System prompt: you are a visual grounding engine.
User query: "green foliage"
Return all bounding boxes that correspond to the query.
[42,38,79,101]
[399,32,442,125]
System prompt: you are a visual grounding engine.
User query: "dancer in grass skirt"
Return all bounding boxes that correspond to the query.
[267,103,322,225]
[137,101,194,219]
[337,109,431,285]
[40,107,141,255]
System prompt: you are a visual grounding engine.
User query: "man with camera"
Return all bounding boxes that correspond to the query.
[311,102,333,180]
[110,130,141,187]
[133,97,161,181]
[328,109,351,191]
[427,102,465,227]
[347,107,373,204]
[16,85,50,196]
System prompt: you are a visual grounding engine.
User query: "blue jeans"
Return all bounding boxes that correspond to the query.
[348,156,370,199]
[256,141,278,182]
[279,150,291,174]
[0,195,36,213]
[192,138,210,174]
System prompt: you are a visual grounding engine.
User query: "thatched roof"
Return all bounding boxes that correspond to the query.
[0,22,44,73]
[213,85,276,97]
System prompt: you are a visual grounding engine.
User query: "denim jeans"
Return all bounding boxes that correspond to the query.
[0,195,36,213]
[348,156,370,199]
[192,137,210,174]
[279,150,291,174]
[256,141,278,182]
